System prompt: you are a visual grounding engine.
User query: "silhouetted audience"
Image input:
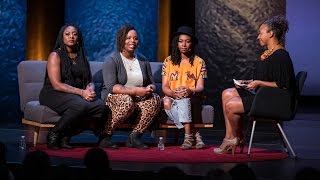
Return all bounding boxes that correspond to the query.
[295,166,320,180]
[204,168,231,180]
[83,147,111,180]
[0,141,14,180]
[21,150,51,180]
[157,166,187,180]
[228,163,256,180]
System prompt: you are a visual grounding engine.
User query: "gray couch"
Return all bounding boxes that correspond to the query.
[18,60,214,146]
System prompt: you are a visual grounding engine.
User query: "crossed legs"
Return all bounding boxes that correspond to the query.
[214,88,245,154]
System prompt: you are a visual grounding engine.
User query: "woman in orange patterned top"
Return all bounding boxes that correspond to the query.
[162,26,207,150]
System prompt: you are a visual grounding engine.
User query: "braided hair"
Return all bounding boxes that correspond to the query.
[170,34,196,66]
[263,15,289,44]
[54,24,92,88]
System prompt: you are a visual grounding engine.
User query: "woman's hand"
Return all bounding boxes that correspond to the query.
[174,86,192,99]
[246,80,260,91]
[82,88,96,101]
[135,86,153,97]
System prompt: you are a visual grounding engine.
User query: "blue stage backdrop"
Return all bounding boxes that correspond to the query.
[0,0,26,125]
[65,0,159,62]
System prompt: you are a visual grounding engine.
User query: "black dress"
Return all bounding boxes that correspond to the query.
[237,49,296,113]
[39,49,106,134]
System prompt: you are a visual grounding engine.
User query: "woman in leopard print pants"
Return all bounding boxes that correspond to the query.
[99,25,161,149]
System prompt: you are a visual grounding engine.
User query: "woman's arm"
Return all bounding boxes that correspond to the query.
[47,52,83,96]
[246,80,277,91]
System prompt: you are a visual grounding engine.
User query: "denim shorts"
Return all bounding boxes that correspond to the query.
[164,97,192,129]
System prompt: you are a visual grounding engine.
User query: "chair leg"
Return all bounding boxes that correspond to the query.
[241,119,253,153]
[276,123,297,158]
[272,121,289,153]
[33,126,40,146]
[247,120,257,157]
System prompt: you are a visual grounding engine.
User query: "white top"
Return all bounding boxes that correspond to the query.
[120,53,143,87]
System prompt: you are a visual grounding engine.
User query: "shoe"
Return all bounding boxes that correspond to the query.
[126,132,149,149]
[239,137,245,154]
[47,131,60,150]
[98,135,119,149]
[180,133,194,150]
[194,131,205,149]
[60,137,73,149]
[213,137,239,155]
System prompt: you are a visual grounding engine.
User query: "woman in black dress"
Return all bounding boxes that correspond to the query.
[39,24,106,149]
[214,15,296,155]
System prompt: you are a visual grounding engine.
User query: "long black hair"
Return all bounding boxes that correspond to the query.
[54,24,92,87]
[170,34,196,66]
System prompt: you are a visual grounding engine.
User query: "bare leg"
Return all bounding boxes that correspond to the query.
[221,88,240,139]
[214,89,244,154]
[225,96,245,139]
[163,97,173,110]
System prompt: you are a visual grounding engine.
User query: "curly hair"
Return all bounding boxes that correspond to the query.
[54,24,92,87]
[116,25,136,52]
[263,15,289,44]
[170,34,196,66]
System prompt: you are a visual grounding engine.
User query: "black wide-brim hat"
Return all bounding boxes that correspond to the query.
[171,26,198,44]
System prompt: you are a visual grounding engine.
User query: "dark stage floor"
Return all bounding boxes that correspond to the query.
[1,99,320,180]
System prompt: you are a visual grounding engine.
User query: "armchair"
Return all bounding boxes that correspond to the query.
[243,71,307,158]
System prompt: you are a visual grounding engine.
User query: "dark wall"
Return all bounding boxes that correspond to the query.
[170,0,195,34]
[64,0,159,62]
[0,0,26,125]
[195,0,286,121]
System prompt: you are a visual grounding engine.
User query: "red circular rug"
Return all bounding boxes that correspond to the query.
[31,144,288,163]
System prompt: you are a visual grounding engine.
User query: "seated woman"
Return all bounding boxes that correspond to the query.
[214,15,296,155]
[99,25,161,149]
[39,24,107,150]
[162,26,208,150]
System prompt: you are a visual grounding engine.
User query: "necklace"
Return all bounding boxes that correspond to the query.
[121,53,136,71]
[70,57,76,65]
[68,53,78,65]
[260,43,280,61]
[123,58,136,71]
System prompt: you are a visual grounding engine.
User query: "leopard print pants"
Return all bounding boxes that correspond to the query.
[102,93,161,135]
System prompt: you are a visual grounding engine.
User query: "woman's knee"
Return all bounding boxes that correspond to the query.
[109,94,134,109]
[163,97,173,110]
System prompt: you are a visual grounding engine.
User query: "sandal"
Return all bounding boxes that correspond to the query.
[180,133,194,150]
[194,131,205,149]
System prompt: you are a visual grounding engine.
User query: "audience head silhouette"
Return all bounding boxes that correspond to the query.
[83,147,111,179]
[204,168,232,180]
[22,150,51,180]
[228,163,256,180]
[157,166,186,179]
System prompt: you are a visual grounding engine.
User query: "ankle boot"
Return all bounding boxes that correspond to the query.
[99,135,119,149]
[60,137,73,149]
[47,131,60,150]
[126,132,149,149]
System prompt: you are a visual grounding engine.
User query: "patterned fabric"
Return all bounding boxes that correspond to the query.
[161,55,207,91]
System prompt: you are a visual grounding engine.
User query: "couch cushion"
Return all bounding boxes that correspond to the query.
[24,101,60,124]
